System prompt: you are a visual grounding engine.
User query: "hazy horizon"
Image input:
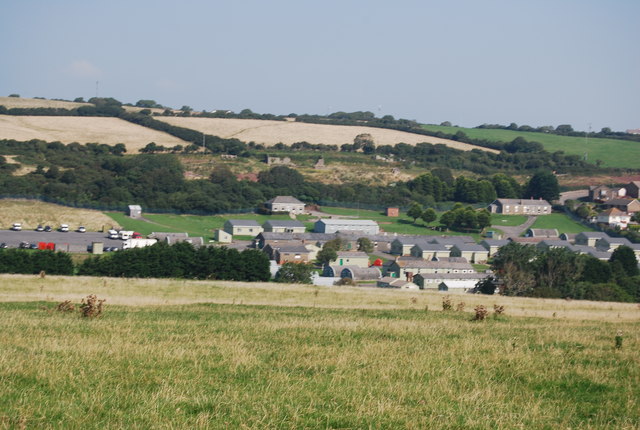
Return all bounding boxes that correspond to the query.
[1,0,638,132]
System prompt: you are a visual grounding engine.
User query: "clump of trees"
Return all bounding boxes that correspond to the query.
[0,249,74,275]
[485,242,639,302]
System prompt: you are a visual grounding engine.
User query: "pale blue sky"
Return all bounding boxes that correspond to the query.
[1,0,638,131]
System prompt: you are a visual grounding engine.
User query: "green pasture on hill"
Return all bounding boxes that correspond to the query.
[1,300,638,429]
[421,124,640,169]
[530,213,595,234]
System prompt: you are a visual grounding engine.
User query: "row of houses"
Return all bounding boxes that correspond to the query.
[220,218,381,239]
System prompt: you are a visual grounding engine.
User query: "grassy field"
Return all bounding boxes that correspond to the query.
[421,124,640,169]
[158,117,499,153]
[0,199,120,231]
[0,115,186,151]
[530,213,595,234]
[106,212,314,240]
[0,96,88,110]
[490,214,528,226]
[0,275,639,428]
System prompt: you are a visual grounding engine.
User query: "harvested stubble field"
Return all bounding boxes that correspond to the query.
[0,199,120,231]
[0,275,639,429]
[0,96,89,110]
[0,115,187,151]
[157,117,499,153]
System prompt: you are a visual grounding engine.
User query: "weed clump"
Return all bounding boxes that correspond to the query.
[474,305,488,321]
[56,300,75,313]
[493,304,505,316]
[615,331,623,349]
[455,302,465,312]
[80,294,105,318]
[442,296,453,311]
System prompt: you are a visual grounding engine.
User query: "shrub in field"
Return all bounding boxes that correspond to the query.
[334,277,356,286]
[615,331,623,349]
[80,295,105,318]
[56,300,75,313]
[442,296,452,311]
[474,305,488,321]
[493,304,505,316]
[455,302,465,312]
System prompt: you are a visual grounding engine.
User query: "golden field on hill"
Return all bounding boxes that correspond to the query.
[157,117,499,153]
[0,199,120,231]
[0,115,186,150]
[0,96,88,109]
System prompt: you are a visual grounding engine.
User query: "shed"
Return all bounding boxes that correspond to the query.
[127,205,142,218]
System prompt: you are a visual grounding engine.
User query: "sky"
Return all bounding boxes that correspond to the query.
[1,0,638,132]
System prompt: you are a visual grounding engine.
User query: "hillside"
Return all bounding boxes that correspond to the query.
[157,117,499,153]
[422,124,640,169]
[0,96,89,110]
[0,115,187,151]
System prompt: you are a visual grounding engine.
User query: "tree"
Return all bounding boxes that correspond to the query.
[357,237,374,253]
[491,242,539,296]
[180,105,193,113]
[73,97,85,103]
[316,247,338,265]
[609,246,639,277]
[523,170,559,201]
[421,208,437,225]
[275,263,314,284]
[407,202,423,223]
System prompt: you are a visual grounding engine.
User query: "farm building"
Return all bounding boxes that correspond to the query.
[479,239,510,257]
[262,219,306,233]
[335,251,370,268]
[574,232,611,247]
[127,205,142,218]
[264,196,305,214]
[339,266,381,281]
[377,277,419,289]
[314,219,379,235]
[525,228,559,238]
[223,219,263,236]
[386,207,399,217]
[414,272,489,291]
[387,256,475,279]
[488,199,551,215]
[409,241,451,260]
[273,245,312,264]
[449,243,489,263]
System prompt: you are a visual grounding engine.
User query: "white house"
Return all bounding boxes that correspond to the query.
[596,208,630,229]
[264,196,305,214]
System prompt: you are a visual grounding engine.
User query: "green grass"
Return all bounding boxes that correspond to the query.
[106,212,313,240]
[0,295,638,428]
[530,213,595,234]
[490,214,528,226]
[421,124,640,169]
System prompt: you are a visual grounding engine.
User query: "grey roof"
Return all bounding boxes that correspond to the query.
[576,232,610,239]
[263,220,305,228]
[226,219,261,227]
[265,196,304,205]
[431,236,476,245]
[415,272,488,280]
[452,243,488,252]
[393,256,473,270]
[276,245,311,253]
[340,266,381,280]
[337,251,369,258]
[412,240,449,252]
[316,219,378,226]
[528,228,559,237]
[604,198,639,206]
[494,198,551,206]
[480,239,510,248]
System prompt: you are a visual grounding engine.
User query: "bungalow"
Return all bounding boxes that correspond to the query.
[595,236,640,258]
[377,277,419,289]
[601,199,640,214]
[264,196,305,214]
[488,198,551,215]
[340,266,382,281]
[625,181,640,199]
[525,228,559,238]
[450,243,490,263]
[479,239,510,257]
[387,256,474,279]
[335,251,370,268]
[414,272,489,291]
[314,219,379,235]
[223,219,263,236]
[574,232,610,247]
[596,208,630,229]
[262,219,306,233]
[390,236,422,256]
[409,240,450,260]
[588,185,626,202]
[274,245,312,264]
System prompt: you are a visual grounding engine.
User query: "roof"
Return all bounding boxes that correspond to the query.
[393,256,473,270]
[415,272,489,280]
[340,266,381,279]
[128,205,142,210]
[604,198,639,206]
[263,220,305,228]
[452,243,488,252]
[480,239,510,247]
[316,219,379,226]
[412,241,449,252]
[276,245,311,253]
[494,198,551,206]
[576,232,610,239]
[527,228,559,237]
[226,219,261,227]
[265,196,304,205]
[598,208,628,217]
[336,251,369,258]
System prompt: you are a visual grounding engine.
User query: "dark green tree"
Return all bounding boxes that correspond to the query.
[275,263,314,284]
[407,202,423,223]
[357,237,374,253]
[609,246,639,277]
[421,208,437,225]
[523,170,559,201]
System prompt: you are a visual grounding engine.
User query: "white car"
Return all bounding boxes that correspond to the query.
[77,226,86,233]
[59,224,70,232]
[11,223,22,231]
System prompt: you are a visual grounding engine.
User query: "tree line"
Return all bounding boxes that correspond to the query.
[480,242,640,302]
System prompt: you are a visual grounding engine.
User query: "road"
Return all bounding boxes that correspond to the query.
[491,216,537,238]
[0,230,125,252]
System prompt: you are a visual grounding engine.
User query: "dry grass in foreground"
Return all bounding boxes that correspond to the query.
[157,117,499,153]
[1,274,638,322]
[0,115,187,151]
[0,199,120,231]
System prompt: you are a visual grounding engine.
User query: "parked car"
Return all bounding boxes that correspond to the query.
[44,226,52,232]
[35,225,44,232]
[11,223,22,231]
[29,243,38,249]
[77,226,86,233]
[59,224,70,232]
[0,243,7,249]
[19,241,30,249]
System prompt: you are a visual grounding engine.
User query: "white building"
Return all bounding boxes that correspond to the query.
[314,219,379,235]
